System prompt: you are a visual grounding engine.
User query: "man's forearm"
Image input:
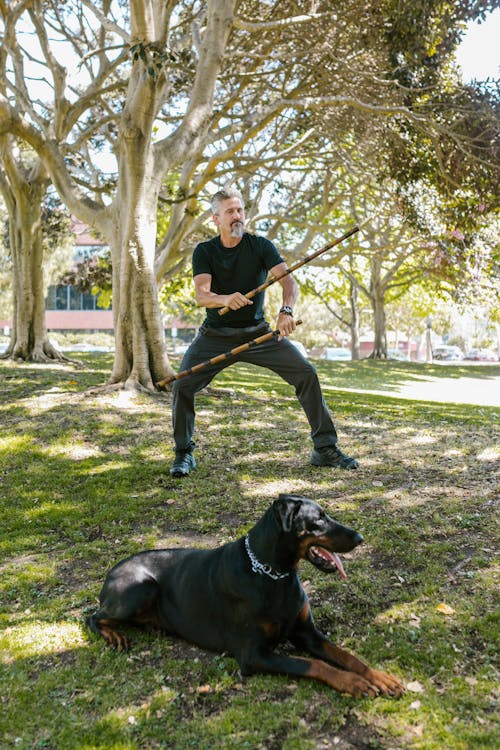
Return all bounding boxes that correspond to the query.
[195,289,227,308]
[196,289,253,311]
[280,275,299,309]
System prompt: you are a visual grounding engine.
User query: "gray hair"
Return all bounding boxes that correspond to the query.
[211,187,245,215]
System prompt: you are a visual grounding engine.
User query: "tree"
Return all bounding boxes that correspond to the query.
[0,137,60,361]
[0,1,125,361]
[0,198,10,320]
[0,136,75,361]
[1,0,497,385]
[386,285,454,359]
[1,1,237,386]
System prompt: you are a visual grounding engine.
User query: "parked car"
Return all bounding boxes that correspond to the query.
[464,348,498,362]
[324,347,351,361]
[432,345,464,361]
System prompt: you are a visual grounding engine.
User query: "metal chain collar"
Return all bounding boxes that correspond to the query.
[244,535,290,580]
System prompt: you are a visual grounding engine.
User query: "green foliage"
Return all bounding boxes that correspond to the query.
[2,190,72,255]
[159,267,204,326]
[377,4,500,265]
[386,285,453,336]
[129,40,194,87]
[386,83,500,214]
[381,0,498,87]
[41,194,72,253]
[60,250,113,309]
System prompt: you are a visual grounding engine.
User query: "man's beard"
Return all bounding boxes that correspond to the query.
[230,221,244,238]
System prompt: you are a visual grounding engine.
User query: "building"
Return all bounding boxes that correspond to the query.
[43,218,114,331]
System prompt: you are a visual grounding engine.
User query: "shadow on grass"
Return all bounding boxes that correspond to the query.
[1,484,497,750]
[220,358,500,404]
[1,360,497,560]
[0,635,351,750]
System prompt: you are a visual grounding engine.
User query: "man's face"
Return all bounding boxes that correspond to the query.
[213,197,246,238]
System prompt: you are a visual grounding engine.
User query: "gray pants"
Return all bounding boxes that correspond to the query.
[172,323,338,453]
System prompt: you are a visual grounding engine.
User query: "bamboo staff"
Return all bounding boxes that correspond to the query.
[157,320,303,388]
[218,225,359,316]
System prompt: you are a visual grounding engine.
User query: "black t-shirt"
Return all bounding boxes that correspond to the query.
[192,233,283,328]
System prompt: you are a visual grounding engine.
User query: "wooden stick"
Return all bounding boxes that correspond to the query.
[218,225,359,316]
[156,320,303,388]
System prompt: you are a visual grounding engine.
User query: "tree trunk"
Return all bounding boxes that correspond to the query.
[349,274,360,360]
[106,96,174,390]
[0,149,64,363]
[369,255,387,358]
[0,0,233,387]
[405,328,413,360]
[425,319,433,363]
[108,217,174,390]
[103,0,234,391]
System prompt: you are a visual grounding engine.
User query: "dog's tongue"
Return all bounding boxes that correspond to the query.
[332,552,347,580]
[315,548,347,579]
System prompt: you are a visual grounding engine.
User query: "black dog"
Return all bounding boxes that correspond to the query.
[86,494,405,697]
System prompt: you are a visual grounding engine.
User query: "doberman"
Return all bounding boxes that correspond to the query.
[86,494,405,697]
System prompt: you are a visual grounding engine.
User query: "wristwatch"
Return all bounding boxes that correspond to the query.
[279,306,294,316]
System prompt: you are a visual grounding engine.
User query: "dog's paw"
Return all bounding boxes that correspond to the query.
[365,669,405,697]
[102,627,130,652]
[337,673,380,698]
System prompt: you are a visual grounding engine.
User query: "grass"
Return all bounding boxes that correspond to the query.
[0,354,499,749]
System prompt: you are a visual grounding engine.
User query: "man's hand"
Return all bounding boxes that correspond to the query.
[276,312,296,339]
[223,292,253,310]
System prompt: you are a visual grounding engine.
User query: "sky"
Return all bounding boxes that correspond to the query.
[454,8,500,81]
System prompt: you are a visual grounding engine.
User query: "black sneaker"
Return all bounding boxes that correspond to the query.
[311,446,359,470]
[169,452,196,478]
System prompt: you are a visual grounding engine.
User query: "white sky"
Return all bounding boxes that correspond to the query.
[454,9,500,81]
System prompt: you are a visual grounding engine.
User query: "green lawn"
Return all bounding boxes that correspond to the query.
[1,355,498,749]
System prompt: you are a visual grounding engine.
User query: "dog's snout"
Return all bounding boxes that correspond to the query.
[353,532,364,547]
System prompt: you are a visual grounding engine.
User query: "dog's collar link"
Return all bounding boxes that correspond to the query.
[244,535,290,580]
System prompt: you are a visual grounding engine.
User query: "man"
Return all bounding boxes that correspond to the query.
[170,187,359,477]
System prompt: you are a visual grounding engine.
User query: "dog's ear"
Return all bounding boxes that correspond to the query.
[273,494,304,532]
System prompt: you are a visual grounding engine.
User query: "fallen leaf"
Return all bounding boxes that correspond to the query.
[407,680,424,693]
[196,684,212,694]
[465,676,478,686]
[436,603,455,615]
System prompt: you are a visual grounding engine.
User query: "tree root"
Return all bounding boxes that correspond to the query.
[3,339,70,363]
